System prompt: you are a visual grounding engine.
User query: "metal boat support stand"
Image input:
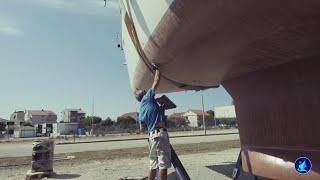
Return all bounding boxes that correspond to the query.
[232,150,258,180]
[232,151,242,180]
[154,95,190,179]
[170,145,191,180]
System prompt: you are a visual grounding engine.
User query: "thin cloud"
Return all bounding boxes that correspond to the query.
[0,17,24,36]
[0,25,23,36]
[28,0,119,16]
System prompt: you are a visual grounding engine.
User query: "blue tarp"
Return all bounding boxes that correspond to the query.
[77,128,86,135]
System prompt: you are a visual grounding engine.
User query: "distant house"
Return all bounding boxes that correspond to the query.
[0,116,35,138]
[0,118,8,123]
[183,109,209,127]
[16,126,35,138]
[0,117,8,131]
[120,112,139,121]
[55,108,86,136]
[61,108,86,123]
[213,105,237,126]
[25,110,57,125]
[0,118,7,138]
[10,111,25,126]
[24,110,57,136]
[168,112,188,128]
[213,106,236,119]
[169,112,185,119]
[54,122,80,136]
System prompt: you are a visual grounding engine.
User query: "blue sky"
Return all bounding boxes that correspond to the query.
[0,0,232,120]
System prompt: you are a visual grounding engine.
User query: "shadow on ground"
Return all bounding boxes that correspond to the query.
[137,163,255,180]
[165,164,256,180]
[206,163,256,180]
[133,173,178,180]
[53,173,81,179]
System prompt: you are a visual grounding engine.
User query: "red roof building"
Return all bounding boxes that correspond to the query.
[183,109,209,127]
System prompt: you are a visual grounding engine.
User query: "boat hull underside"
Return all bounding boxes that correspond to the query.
[223,58,320,179]
[133,0,320,92]
[123,0,320,179]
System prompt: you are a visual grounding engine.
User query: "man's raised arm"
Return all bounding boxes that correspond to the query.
[151,68,160,92]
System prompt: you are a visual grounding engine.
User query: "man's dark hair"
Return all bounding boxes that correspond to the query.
[135,89,144,102]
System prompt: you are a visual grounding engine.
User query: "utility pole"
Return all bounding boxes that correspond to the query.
[214,109,217,128]
[201,90,207,136]
[91,98,94,136]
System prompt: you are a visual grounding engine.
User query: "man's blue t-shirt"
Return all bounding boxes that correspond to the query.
[139,89,165,132]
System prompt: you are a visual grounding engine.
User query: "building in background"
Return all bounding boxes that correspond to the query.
[213,105,236,119]
[168,112,188,128]
[7,111,37,138]
[0,118,8,138]
[183,109,208,127]
[55,108,86,136]
[10,111,25,126]
[213,105,237,127]
[25,110,57,125]
[54,122,80,136]
[15,126,35,138]
[0,118,8,124]
[9,111,30,138]
[61,109,86,123]
[25,110,57,136]
[169,112,185,119]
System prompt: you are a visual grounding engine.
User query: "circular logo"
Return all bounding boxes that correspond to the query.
[294,157,312,174]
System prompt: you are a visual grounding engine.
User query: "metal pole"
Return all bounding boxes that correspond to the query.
[91,98,94,136]
[213,106,217,128]
[7,124,9,141]
[214,115,217,128]
[201,91,206,136]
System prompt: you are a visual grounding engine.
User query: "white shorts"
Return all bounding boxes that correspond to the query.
[148,129,172,170]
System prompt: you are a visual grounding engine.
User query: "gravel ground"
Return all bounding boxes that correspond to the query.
[0,148,254,180]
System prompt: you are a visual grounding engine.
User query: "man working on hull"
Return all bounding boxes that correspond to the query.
[135,66,171,180]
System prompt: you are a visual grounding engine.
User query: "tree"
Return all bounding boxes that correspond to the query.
[116,116,136,129]
[166,118,176,128]
[79,116,102,130]
[101,117,114,127]
[0,122,5,131]
[167,117,189,128]
[196,111,216,127]
[207,110,215,119]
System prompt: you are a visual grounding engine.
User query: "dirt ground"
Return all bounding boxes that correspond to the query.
[0,140,240,167]
[1,148,253,180]
[0,140,255,180]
